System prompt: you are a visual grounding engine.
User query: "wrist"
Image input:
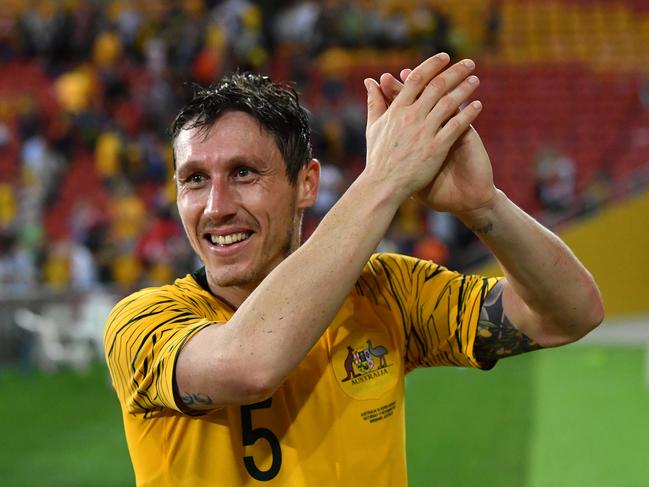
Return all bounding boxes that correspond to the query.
[354,170,408,212]
[455,188,508,235]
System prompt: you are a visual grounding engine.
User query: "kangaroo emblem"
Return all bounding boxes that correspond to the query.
[341,346,361,382]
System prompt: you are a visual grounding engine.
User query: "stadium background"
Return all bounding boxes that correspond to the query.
[0,0,648,485]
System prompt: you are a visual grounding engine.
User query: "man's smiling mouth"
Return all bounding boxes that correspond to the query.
[207,232,252,246]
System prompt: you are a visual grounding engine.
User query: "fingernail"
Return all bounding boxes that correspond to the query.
[468,75,479,84]
[436,52,450,62]
[364,79,372,91]
[472,100,482,109]
[463,59,475,69]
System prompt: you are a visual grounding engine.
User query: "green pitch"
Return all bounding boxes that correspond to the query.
[1,345,648,486]
[406,345,649,487]
[0,364,132,486]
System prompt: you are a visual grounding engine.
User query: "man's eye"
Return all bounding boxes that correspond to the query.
[186,174,205,184]
[236,168,252,178]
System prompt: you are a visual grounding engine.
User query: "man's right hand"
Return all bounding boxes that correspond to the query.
[363,53,483,205]
[374,62,498,215]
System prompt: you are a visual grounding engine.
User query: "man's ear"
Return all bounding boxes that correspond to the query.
[296,158,320,209]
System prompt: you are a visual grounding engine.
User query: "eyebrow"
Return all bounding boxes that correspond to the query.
[175,159,203,177]
[176,155,270,176]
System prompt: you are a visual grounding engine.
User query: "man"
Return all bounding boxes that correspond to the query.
[104,54,603,486]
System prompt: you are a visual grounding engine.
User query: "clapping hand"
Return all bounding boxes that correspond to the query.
[365,54,497,215]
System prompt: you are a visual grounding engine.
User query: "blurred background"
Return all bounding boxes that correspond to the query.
[0,0,648,485]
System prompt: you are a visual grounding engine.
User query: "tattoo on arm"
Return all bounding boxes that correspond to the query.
[180,392,214,407]
[471,222,493,235]
[474,280,542,363]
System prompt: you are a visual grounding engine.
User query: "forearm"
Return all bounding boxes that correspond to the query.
[181,174,401,405]
[235,176,398,371]
[457,189,604,345]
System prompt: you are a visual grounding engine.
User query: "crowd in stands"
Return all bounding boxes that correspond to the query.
[0,0,468,296]
[0,0,646,297]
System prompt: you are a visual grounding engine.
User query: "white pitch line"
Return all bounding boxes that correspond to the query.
[577,316,649,346]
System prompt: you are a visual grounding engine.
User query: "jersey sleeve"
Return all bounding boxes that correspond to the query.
[103,287,214,415]
[368,253,501,372]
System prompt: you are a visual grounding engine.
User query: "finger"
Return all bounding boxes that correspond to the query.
[364,78,388,126]
[436,101,483,148]
[378,73,403,104]
[427,74,480,128]
[392,52,450,107]
[400,69,411,82]
[416,59,476,117]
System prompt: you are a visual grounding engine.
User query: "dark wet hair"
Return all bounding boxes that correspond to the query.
[171,73,312,184]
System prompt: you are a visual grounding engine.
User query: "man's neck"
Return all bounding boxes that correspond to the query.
[191,267,255,310]
[210,284,253,309]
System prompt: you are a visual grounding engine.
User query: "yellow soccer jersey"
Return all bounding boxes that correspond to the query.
[104,253,500,486]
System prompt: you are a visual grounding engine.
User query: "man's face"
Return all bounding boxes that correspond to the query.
[174,112,318,301]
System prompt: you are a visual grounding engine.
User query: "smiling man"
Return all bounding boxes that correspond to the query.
[104,56,603,486]
[174,111,311,299]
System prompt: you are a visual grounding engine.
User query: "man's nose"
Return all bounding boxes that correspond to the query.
[204,177,238,219]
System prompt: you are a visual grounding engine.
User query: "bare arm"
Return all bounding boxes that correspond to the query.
[176,54,483,409]
[460,190,603,353]
[177,175,401,409]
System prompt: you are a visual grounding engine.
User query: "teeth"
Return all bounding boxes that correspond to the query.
[210,232,250,246]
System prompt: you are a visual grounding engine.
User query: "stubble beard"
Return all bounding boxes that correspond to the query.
[206,209,301,292]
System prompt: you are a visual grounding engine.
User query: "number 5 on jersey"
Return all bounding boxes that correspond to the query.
[241,398,282,481]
